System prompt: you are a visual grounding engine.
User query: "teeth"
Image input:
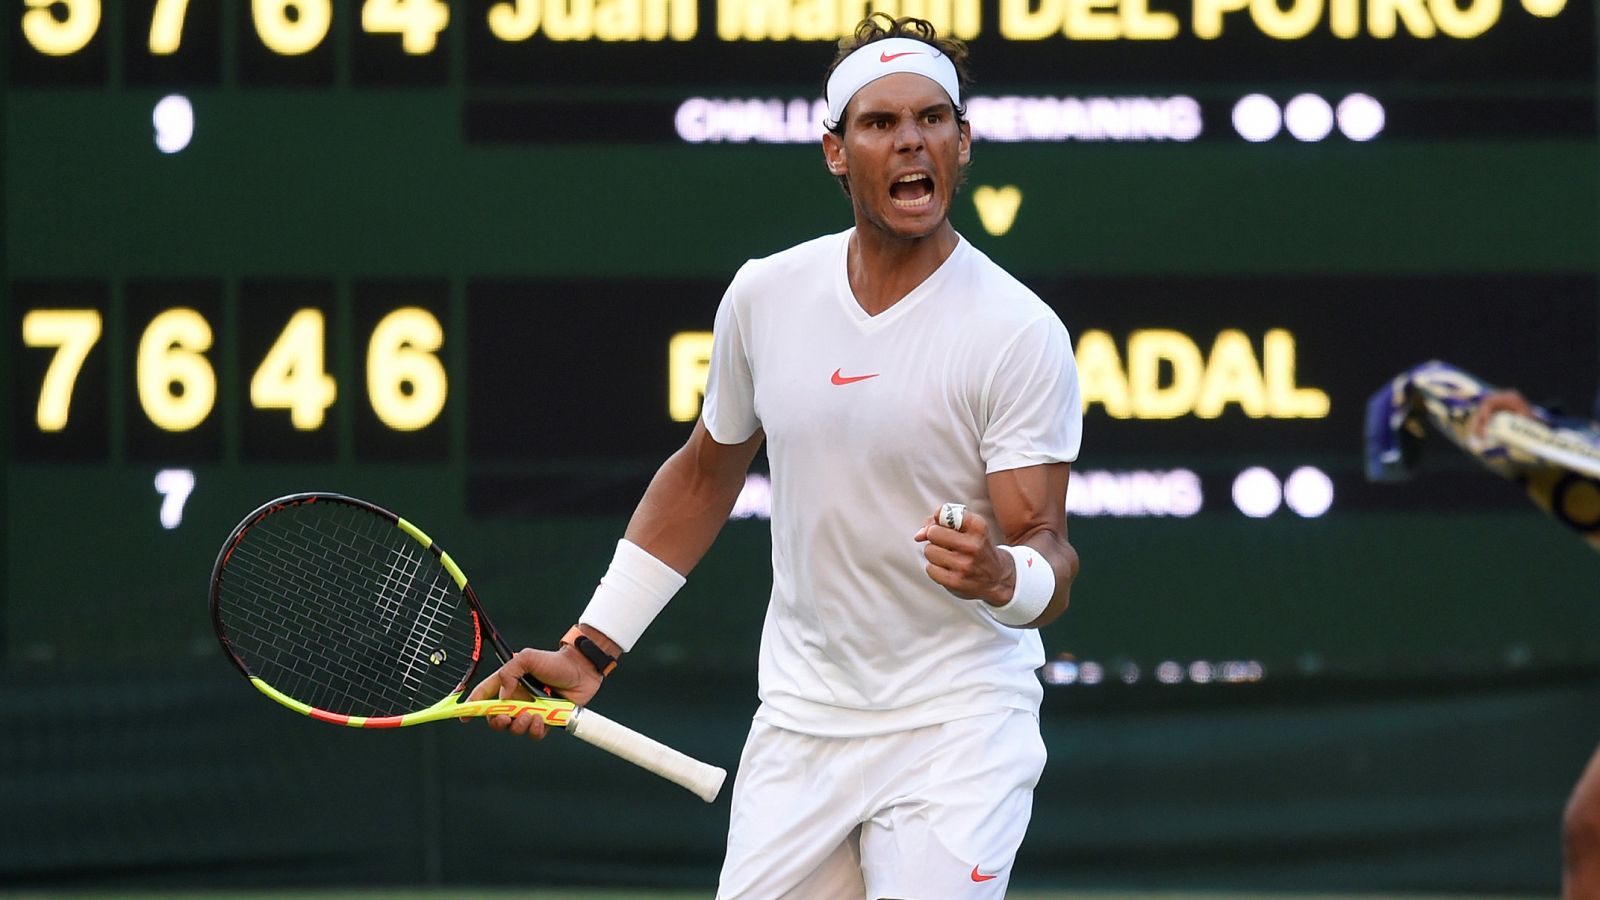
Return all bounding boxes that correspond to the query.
[891,172,933,209]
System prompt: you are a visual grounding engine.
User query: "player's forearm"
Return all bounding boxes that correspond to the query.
[575,423,761,658]
[624,455,741,574]
[623,422,764,576]
[984,463,1076,628]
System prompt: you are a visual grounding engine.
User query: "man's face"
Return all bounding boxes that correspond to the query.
[823,72,972,241]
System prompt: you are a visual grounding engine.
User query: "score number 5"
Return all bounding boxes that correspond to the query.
[23,0,449,57]
[22,306,447,434]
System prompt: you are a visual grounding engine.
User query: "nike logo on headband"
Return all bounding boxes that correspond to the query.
[879,50,923,63]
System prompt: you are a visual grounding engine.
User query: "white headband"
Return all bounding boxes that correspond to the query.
[824,37,961,130]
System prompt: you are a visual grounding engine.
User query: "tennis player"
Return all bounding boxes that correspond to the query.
[468,14,1082,897]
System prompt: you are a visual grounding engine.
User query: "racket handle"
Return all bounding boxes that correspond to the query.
[568,707,728,803]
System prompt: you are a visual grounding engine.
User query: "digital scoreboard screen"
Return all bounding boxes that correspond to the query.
[5,0,1598,687]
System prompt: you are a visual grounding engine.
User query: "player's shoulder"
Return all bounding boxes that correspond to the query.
[953,238,1060,326]
[731,230,848,291]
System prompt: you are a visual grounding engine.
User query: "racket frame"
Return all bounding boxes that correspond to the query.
[211,491,568,726]
[210,492,726,802]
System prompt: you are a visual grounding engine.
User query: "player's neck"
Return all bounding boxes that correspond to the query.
[846,222,960,317]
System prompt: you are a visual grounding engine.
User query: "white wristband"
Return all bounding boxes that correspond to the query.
[578,540,686,652]
[988,544,1054,627]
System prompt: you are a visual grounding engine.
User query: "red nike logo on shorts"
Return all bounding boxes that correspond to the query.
[830,368,880,385]
[880,50,922,63]
[970,864,999,882]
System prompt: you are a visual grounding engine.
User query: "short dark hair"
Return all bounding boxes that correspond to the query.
[822,14,973,137]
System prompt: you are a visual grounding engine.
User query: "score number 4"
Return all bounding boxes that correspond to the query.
[24,0,449,57]
[22,307,447,434]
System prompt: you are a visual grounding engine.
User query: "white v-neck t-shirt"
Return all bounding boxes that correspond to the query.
[702,228,1082,737]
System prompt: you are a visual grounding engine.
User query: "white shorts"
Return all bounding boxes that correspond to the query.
[715,708,1047,900]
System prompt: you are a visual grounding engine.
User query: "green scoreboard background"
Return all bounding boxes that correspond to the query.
[6,0,1598,680]
[5,0,1600,892]
[7,0,1597,679]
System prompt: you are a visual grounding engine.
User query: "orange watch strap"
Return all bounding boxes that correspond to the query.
[561,625,618,677]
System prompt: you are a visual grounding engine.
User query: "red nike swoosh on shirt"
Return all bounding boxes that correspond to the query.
[971,864,999,883]
[880,50,923,63]
[831,368,880,385]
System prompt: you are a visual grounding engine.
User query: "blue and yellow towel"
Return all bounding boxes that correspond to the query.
[1365,360,1600,552]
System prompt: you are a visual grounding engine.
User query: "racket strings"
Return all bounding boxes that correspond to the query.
[216,502,478,717]
[392,549,457,695]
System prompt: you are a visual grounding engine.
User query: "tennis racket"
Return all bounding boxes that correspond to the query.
[1486,412,1600,480]
[210,491,726,802]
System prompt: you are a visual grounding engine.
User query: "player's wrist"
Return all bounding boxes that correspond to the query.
[987,544,1053,627]
[572,623,623,660]
[578,539,686,652]
[561,624,619,678]
[983,553,1017,606]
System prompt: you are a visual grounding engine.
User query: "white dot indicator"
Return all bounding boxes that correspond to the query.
[1284,94,1335,142]
[1284,466,1335,518]
[154,94,194,154]
[1041,659,1079,685]
[1232,94,1282,143]
[1233,467,1282,518]
[1336,94,1386,142]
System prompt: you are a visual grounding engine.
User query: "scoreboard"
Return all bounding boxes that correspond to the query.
[5,0,1598,684]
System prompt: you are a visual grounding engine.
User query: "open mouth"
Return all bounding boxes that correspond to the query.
[890,173,935,209]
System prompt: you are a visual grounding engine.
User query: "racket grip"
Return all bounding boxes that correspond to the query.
[568,707,728,803]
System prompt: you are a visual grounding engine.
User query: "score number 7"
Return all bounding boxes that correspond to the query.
[22,309,101,431]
